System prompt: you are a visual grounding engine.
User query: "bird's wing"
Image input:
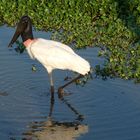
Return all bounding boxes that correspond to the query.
[37,38,75,54]
[30,43,90,75]
[31,45,75,68]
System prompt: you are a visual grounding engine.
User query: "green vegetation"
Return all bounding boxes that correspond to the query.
[0,0,140,82]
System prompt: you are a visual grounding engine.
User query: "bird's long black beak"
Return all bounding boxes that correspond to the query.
[8,26,22,48]
[8,15,32,48]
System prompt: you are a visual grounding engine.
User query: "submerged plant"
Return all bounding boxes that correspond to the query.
[15,40,26,54]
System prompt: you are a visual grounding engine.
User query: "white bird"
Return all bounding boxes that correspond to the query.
[8,16,90,98]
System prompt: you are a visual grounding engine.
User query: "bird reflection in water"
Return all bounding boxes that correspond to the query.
[23,93,88,140]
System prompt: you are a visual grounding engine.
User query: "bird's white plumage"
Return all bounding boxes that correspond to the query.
[26,38,90,75]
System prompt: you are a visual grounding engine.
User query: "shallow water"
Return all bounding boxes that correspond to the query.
[0,26,140,140]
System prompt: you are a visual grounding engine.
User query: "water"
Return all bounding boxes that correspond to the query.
[0,26,140,140]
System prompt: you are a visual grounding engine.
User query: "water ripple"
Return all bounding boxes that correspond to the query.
[0,26,140,140]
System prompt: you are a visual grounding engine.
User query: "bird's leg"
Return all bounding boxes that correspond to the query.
[47,92,55,126]
[49,72,55,95]
[51,86,54,94]
[58,74,83,98]
[49,91,55,118]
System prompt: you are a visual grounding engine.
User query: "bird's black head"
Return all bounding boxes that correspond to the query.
[8,15,34,47]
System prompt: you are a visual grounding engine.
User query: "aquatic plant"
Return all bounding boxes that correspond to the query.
[0,0,140,82]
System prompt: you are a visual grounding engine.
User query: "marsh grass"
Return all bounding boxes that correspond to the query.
[0,0,140,82]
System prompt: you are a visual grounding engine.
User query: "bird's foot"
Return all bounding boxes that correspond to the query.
[58,87,72,99]
[58,87,64,99]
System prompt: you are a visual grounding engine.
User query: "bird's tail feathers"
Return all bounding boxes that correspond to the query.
[73,60,90,75]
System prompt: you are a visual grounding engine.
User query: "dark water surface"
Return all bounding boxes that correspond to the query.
[0,26,140,140]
